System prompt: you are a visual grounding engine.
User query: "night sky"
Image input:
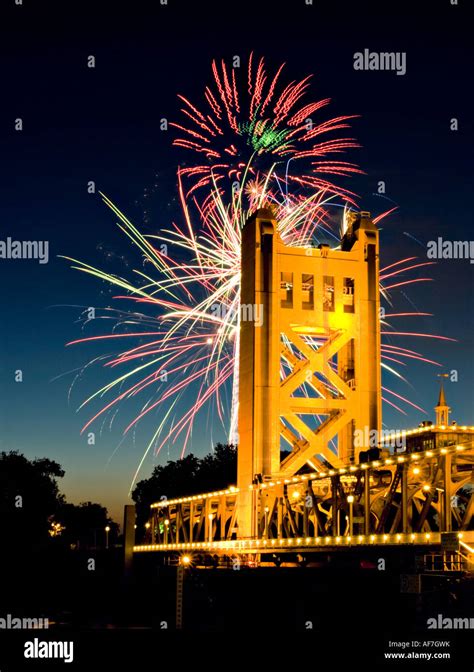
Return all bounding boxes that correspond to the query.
[1,0,472,523]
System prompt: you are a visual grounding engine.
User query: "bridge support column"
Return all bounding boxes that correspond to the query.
[364,468,371,534]
[401,464,408,534]
[443,454,452,532]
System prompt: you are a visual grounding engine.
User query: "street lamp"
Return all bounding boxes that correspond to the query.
[347,495,354,536]
[105,525,110,549]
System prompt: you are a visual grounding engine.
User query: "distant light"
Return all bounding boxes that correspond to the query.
[181,555,191,566]
[413,467,420,475]
[347,495,354,503]
[145,522,150,529]
[105,526,111,532]
[292,491,300,499]
[423,484,430,491]
[206,337,213,345]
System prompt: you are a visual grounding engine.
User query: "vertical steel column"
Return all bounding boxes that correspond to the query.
[364,468,371,534]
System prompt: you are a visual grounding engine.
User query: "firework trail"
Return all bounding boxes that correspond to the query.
[63,173,453,490]
[172,53,362,208]
[63,55,455,487]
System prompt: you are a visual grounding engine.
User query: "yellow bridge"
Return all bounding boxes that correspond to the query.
[130,210,474,565]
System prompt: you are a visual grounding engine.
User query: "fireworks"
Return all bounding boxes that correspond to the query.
[64,176,453,490]
[64,55,454,488]
[172,53,362,207]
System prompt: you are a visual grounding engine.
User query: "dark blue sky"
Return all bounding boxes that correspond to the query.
[1,0,472,522]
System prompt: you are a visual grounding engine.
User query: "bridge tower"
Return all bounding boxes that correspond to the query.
[237,209,382,536]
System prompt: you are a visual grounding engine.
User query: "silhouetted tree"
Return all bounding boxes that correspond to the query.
[53,501,119,550]
[0,451,65,547]
[132,444,237,528]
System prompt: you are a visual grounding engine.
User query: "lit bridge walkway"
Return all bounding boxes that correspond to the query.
[134,441,474,558]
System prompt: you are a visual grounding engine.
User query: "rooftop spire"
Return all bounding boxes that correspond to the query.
[435,374,450,426]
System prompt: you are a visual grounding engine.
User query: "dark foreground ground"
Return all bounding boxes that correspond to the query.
[0,546,472,669]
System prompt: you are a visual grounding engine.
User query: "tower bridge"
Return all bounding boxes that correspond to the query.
[132,210,474,565]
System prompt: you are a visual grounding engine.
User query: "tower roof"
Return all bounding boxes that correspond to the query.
[437,383,447,407]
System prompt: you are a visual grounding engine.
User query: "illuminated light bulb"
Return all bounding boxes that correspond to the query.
[181,555,191,565]
[206,337,213,344]
[336,537,341,543]
[292,491,300,499]
[423,485,430,491]
[347,536,352,542]
[358,535,364,542]
[426,451,433,457]
[413,467,420,475]
[325,536,331,544]
[370,535,375,542]
[411,533,415,540]
[458,533,464,539]
[383,535,388,541]
[440,448,447,454]
[396,534,402,541]
[397,456,405,462]
[425,533,431,540]
[347,495,355,503]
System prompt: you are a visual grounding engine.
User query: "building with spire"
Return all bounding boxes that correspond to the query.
[381,381,474,455]
[435,379,451,426]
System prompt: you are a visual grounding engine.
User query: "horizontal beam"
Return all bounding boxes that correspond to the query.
[134,531,474,555]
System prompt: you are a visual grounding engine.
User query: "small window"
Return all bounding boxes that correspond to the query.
[343,278,355,313]
[280,272,293,308]
[302,273,314,309]
[323,276,334,311]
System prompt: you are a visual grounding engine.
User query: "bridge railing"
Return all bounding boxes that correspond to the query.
[138,443,473,552]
